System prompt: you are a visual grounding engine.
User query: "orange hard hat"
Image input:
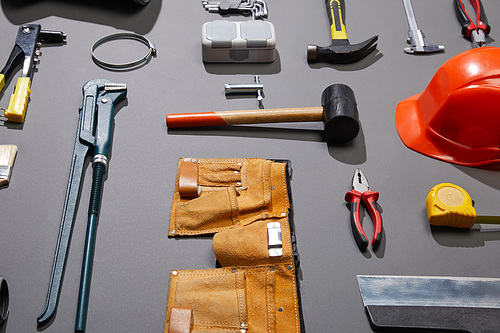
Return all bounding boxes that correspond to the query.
[395,47,500,167]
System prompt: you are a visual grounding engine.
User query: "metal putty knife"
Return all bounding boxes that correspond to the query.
[357,275,500,333]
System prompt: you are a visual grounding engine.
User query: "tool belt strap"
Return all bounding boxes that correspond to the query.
[178,158,200,198]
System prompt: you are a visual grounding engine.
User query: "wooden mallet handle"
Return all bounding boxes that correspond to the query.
[166,107,324,128]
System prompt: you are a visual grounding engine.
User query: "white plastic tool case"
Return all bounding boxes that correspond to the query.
[202,20,276,63]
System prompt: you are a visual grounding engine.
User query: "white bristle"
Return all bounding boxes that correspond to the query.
[0,145,18,185]
[0,145,18,166]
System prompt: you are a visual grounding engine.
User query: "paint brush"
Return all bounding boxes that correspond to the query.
[0,145,18,187]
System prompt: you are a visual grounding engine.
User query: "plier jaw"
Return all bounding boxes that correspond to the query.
[471,29,487,48]
[454,0,490,48]
[352,168,370,193]
[345,169,383,251]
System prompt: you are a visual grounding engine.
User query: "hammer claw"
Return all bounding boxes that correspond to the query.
[308,35,378,64]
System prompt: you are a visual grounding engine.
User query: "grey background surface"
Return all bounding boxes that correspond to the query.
[1,0,500,332]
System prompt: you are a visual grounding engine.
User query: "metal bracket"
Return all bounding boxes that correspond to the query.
[267,222,282,257]
[225,75,264,102]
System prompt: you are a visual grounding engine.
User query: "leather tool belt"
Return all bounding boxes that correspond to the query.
[165,158,304,333]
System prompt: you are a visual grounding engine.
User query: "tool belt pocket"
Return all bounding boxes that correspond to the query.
[213,218,293,267]
[169,158,288,236]
[174,185,240,233]
[166,268,248,332]
[165,265,300,333]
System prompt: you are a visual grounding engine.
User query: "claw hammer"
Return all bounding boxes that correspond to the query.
[307,0,378,64]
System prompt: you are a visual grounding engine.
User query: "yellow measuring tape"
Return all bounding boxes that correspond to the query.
[426,183,500,228]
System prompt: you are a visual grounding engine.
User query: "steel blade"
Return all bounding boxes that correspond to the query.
[357,275,500,309]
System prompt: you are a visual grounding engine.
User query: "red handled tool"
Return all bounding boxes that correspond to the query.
[345,169,382,251]
[454,0,490,47]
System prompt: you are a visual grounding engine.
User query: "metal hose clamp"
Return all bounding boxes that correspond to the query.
[91,32,156,70]
[0,277,8,324]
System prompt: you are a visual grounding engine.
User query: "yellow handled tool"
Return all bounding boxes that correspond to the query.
[0,24,65,123]
[328,0,348,41]
[307,0,378,64]
[426,183,500,228]
[4,77,31,123]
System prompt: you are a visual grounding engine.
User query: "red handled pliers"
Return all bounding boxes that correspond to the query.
[345,169,383,251]
[454,0,491,47]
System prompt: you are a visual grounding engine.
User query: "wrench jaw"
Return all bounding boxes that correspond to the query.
[83,79,125,96]
[83,80,127,102]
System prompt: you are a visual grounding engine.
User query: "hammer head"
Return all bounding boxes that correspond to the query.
[308,36,378,64]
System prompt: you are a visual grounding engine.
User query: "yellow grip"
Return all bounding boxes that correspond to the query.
[4,77,31,123]
[426,183,477,228]
[329,0,348,40]
[0,74,5,92]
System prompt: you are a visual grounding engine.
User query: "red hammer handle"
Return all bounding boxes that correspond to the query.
[167,112,228,128]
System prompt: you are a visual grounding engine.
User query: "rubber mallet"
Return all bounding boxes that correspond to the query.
[167,84,360,144]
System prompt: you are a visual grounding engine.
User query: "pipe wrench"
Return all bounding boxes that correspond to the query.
[0,24,66,123]
[37,79,127,332]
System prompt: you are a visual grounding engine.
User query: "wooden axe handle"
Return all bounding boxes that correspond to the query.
[167,107,324,128]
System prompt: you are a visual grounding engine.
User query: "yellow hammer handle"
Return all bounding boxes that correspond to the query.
[328,0,348,40]
[4,77,31,123]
